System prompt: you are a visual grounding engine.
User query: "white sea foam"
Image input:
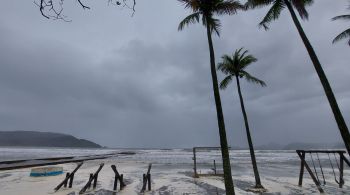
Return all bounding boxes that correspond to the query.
[0,147,349,194]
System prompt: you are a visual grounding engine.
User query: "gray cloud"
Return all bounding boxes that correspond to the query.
[0,0,349,148]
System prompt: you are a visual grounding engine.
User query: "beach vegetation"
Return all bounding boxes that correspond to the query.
[178,0,244,194]
[246,0,350,156]
[217,48,266,190]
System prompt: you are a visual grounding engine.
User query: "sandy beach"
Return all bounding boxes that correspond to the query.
[0,149,349,195]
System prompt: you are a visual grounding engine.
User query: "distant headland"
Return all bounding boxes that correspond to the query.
[0,131,102,148]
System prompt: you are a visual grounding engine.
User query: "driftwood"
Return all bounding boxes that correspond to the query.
[54,162,83,191]
[79,163,104,194]
[111,165,126,191]
[140,163,152,193]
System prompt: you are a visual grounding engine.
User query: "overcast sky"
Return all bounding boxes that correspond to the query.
[0,0,349,148]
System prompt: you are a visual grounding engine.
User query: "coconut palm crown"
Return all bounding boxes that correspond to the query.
[246,0,314,30]
[246,0,350,156]
[218,48,266,89]
[218,48,266,189]
[332,5,350,45]
[178,0,243,35]
[178,1,244,194]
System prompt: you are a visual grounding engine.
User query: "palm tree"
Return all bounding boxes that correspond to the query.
[246,0,350,155]
[178,0,243,194]
[332,4,350,46]
[218,48,266,189]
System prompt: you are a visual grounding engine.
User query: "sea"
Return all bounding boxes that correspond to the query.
[0,147,299,164]
[1,147,349,194]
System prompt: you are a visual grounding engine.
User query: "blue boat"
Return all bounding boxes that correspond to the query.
[30,166,63,177]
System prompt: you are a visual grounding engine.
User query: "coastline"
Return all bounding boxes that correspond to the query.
[0,149,349,194]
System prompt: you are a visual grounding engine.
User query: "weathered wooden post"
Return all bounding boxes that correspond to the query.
[213,160,217,175]
[93,173,98,188]
[69,173,74,188]
[88,173,93,189]
[79,163,104,194]
[140,164,152,193]
[193,148,198,178]
[64,173,70,187]
[120,174,124,190]
[54,162,83,191]
[113,175,118,191]
[298,151,305,186]
[111,165,126,191]
[339,152,344,188]
[296,150,324,193]
[147,173,151,190]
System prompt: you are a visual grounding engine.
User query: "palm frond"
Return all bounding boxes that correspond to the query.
[332,28,350,44]
[239,55,258,70]
[217,48,264,88]
[245,0,275,9]
[214,0,244,15]
[259,0,285,30]
[204,16,222,36]
[178,0,200,12]
[217,55,236,75]
[219,75,233,90]
[332,14,350,21]
[241,70,266,87]
[291,0,313,20]
[178,12,201,31]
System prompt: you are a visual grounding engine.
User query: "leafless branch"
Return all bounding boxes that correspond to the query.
[35,0,136,21]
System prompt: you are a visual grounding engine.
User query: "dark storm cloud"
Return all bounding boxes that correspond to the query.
[0,0,349,147]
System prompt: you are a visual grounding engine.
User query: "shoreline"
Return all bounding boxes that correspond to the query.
[0,149,349,194]
[0,152,136,171]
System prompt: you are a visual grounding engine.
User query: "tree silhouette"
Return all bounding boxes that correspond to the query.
[35,0,136,20]
[247,0,350,156]
[218,48,266,190]
[178,0,244,194]
[332,4,350,46]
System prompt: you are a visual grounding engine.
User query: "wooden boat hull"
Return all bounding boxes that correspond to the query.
[30,166,63,177]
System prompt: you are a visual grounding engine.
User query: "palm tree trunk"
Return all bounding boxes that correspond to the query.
[285,0,350,155]
[206,21,235,195]
[235,76,263,188]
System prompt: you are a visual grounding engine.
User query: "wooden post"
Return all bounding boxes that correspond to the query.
[193,148,198,178]
[141,174,147,192]
[298,151,305,186]
[113,175,118,191]
[147,173,151,191]
[140,164,152,193]
[296,151,324,193]
[79,163,104,194]
[69,173,74,188]
[54,162,83,191]
[339,153,344,188]
[93,173,98,189]
[120,174,124,190]
[213,160,217,175]
[64,173,70,187]
[88,174,93,189]
[111,164,126,191]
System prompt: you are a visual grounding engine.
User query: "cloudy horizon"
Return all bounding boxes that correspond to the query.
[0,0,349,148]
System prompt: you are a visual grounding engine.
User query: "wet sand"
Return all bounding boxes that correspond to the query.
[0,156,349,195]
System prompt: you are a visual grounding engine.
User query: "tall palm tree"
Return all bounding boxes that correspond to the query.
[332,4,350,46]
[246,0,350,155]
[178,0,243,194]
[218,48,266,189]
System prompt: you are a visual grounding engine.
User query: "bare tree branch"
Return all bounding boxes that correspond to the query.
[77,0,90,9]
[35,0,136,21]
